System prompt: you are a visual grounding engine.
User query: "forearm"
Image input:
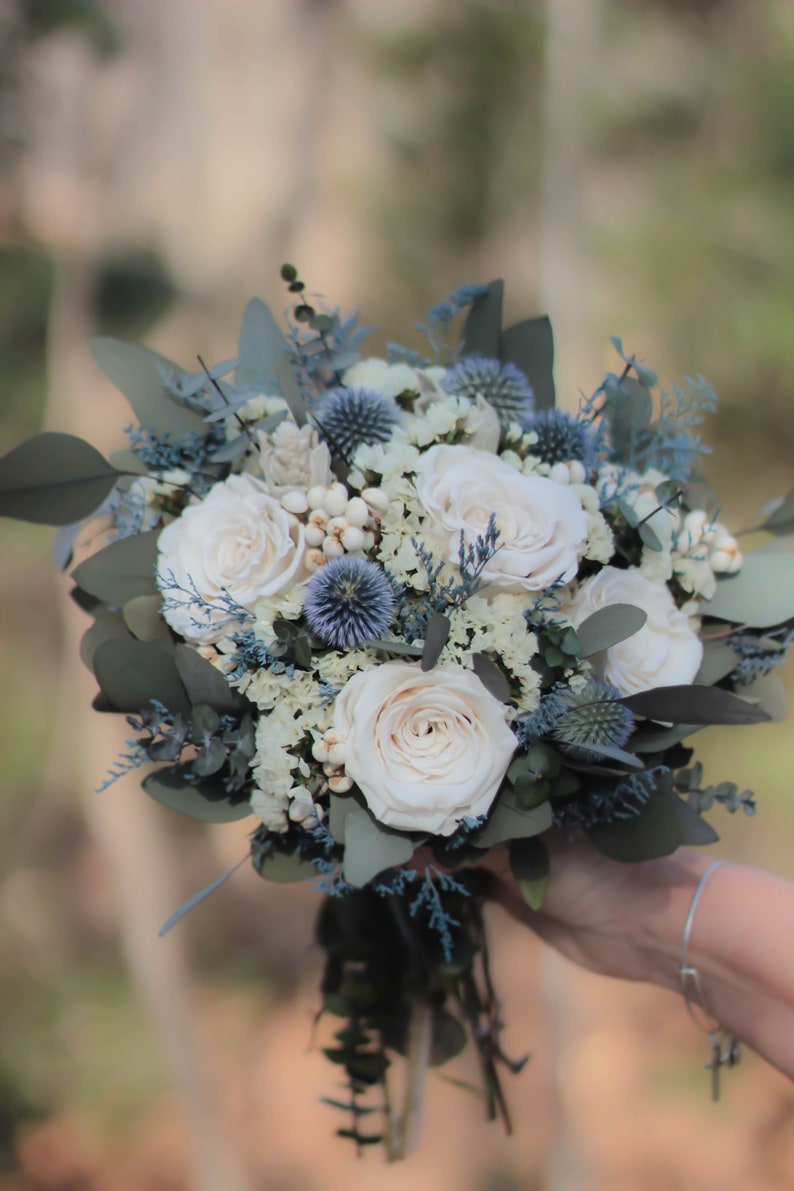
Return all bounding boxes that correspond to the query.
[628,853,794,1078]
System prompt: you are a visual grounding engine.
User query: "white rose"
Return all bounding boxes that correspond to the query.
[332,660,516,836]
[157,474,306,643]
[567,565,703,696]
[256,420,332,497]
[414,443,588,592]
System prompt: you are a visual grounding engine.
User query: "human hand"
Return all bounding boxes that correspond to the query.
[483,832,711,988]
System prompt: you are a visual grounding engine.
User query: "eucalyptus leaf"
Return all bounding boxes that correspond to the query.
[256,849,319,883]
[421,613,450,671]
[566,742,644,770]
[760,489,794,535]
[460,279,504,360]
[500,316,555,410]
[236,297,287,388]
[87,337,207,437]
[695,640,738,686]
[342,807,416,887]
[278,352,309,427]
[472,653,511,702]
[473,789,552,849]
[703,547,794,627]
[80,607,132,672]
[191,738,227,777]
[368,638,424,658]
[108,447,150,475]
[174,644,245,715]
[631,722,702,753]
[72,529,160,606]
[575,604,647,658]
[123,594,168,641]
[93,637,190,714]
[738,671,788,722]
[620,684,770,725]
[508,837,550,910]
[207,432,252,464]
[158,858,248,936]
[668,795,719,846]
[430,1011,468,1066]
[142,768,251,823]
[53,521,83,570]
[329,792,358,845]
[637,521,663,552]
[587,792,682,862]
[0,433,124,525]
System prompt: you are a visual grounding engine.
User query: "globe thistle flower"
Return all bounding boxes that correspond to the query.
[522,409,600,470]
[304,557,395,648]
[551,677,634,762]
[442,357,534,428]
[314,387,400,460]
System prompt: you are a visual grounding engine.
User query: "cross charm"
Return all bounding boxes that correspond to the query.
[706,1030,741,1102]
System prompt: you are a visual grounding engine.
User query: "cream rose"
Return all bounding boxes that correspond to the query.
[157,474,305,643]
[332,660,516,836]
[414,444,588,592]
[567,565,703,696]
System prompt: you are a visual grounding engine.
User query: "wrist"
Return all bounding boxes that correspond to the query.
[624,849,716,993]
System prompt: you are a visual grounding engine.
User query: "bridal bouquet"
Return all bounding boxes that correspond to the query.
[2,271,792,1156]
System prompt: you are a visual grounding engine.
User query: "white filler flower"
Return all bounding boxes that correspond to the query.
[414,443,588,592]
[332,660,516,836]
[568,565,703,696]
[157,474,305,643]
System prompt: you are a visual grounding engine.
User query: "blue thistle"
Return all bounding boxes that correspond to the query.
[304,557,395,648]
[551,678,634,762]
[442,356,533,428]
[313,387,399,460]
[522,409,600,470]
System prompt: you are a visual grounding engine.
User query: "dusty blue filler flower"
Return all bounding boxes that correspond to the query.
[522,408,601,470]
[304,557,396,648]
[551,677,634,761]
[314,387,400,459]
[442,356,534,427]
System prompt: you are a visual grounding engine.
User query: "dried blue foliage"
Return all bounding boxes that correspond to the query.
[226,628,296,683]
[157,569,253,637]
[413,283,490,362]
[125,423,223,476]
[407,866,469,964]
[584,347,717,483]
[393,517,502,639]
[443,356,534,428]
[314,386,400,461]
[513,684,569,750]
[286,306,370,397]
[107,478,158,541]
[729,625,794,684]
[553,766,661,830]
[304,557,396,649]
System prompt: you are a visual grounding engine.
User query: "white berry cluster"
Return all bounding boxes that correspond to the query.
[311,728,353,794]
[277,482,390,572]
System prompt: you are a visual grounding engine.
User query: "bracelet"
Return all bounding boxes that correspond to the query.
[678,858,741,1102]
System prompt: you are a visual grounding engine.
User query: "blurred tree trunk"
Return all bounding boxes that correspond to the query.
[540,0,601,1188]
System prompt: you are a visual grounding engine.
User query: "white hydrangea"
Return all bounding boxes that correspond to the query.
[343,358,427,400]
[316,647,381,690]
[441,593,542,714]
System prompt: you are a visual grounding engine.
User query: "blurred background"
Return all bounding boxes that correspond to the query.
[1,1,793,1188]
